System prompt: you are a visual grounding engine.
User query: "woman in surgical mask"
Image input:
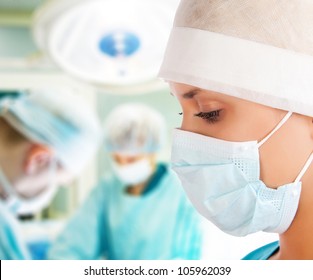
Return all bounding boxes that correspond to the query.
[0,90,101,260]
[48,103,203,260]
[158,0,313,260]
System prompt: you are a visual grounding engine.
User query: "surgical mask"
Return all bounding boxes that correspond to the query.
[0,161,58,216]
[171,112,313,237]
[112,158,153,185]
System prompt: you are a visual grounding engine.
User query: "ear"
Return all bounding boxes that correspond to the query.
[24,144,54,175]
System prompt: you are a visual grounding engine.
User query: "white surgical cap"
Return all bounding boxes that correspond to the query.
[0,89,102,175]
[159,0,313,117]
[104,103,165,155]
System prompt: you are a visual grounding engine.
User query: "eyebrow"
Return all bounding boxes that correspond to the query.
[169,88,201,99]
[181,89,200,99]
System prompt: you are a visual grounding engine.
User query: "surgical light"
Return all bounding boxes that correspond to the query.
[32,0,179,86]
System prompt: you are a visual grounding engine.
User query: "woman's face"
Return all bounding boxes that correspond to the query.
[112,153,155,166]
[170,82,313,188]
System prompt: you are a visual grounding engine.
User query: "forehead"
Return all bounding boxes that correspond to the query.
[169,82,236,102]
[168,82,278,113]
[169,82,199,95]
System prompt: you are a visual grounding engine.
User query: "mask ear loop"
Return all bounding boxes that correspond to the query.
[257,111,293,148]
[294,153,313,184]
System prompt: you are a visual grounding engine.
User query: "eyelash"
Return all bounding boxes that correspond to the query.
[194,110,222,123]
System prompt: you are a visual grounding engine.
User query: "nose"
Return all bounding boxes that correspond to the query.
[116,158,129,165]
[114,155,128,165]
[113,154,138,165]
[181,114,193,132]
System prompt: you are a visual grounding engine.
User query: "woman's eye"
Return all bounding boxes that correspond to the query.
[194,110,222,123]
[178,112,183,115]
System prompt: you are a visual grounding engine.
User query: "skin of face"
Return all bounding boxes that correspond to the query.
[0,142,72,200]
[170,81,313,259]
[14,161,71,199]
[170,82,313,188]
[112,153,155,167]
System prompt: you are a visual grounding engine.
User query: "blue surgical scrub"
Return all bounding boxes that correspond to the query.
[48,164,203,260]
[0,200,30,260]
[242,241,279,260]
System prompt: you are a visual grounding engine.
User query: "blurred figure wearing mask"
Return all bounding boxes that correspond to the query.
[0,89,101,259]
[48,103,202,260]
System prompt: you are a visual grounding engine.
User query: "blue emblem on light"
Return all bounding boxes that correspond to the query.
[99,31,140,57]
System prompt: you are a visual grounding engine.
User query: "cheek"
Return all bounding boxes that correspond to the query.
[259,143,302,188]
[259,116,313,188]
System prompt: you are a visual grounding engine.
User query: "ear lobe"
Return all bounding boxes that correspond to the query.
[24,144,53,175]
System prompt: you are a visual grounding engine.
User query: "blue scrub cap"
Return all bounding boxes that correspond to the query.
[0,89,102,174]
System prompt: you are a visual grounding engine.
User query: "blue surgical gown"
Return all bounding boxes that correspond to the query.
[48,164,203,260]
[0,200,30,260]
[242,241,279,260]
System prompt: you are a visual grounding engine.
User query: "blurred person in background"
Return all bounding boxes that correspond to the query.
[0,89,101,260]
[48,103,203,260]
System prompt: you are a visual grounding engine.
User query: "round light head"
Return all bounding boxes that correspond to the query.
[33,0,179,85]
